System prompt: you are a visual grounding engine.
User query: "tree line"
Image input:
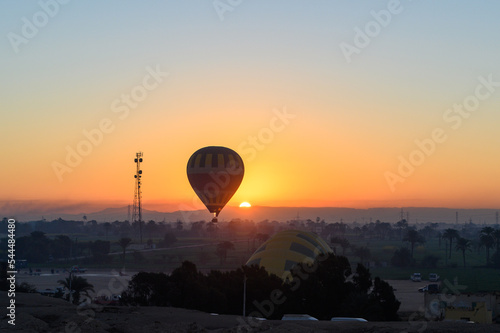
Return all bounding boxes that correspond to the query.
[330,222,500,269]
[121,255,400,321]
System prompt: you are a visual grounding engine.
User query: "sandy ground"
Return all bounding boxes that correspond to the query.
[387,279,426,312]
[3,290,500,333]
[9,269,500,332]
[16,268,134,299]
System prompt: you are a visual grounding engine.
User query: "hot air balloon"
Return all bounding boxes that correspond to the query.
[246,230,333,280]
[187,146,244,222]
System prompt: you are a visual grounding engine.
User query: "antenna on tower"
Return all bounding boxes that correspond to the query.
[132,152,144,244]
[400,208,404,221]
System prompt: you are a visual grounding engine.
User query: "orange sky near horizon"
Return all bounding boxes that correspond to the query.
[2,2,500,213]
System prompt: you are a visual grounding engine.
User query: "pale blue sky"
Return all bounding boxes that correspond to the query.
[1,1,500,209]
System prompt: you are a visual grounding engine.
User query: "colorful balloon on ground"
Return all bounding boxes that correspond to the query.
[186,146,244,222]
[246,230,333,280]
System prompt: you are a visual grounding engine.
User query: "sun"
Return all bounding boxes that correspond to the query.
[239,202,251,208]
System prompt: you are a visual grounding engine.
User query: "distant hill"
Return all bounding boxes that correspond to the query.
[6,203,499,225]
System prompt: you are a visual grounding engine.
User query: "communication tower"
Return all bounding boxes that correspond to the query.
[132,152,144,244]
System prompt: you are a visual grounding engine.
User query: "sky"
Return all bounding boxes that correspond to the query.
[1,1,500,216]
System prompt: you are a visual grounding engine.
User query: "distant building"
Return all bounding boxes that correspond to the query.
[424,292,500,323]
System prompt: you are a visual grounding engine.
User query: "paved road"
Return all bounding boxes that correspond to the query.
[387,279,428,312]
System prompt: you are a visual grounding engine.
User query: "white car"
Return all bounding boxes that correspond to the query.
[282,314,318,321]
[410,273,422,282]
[429,273,440,282]
[331,317,368,322]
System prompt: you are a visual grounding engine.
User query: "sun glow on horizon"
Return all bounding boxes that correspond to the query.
[239,202,251,208]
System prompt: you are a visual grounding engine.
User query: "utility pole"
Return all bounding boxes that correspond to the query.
[68,270,73,304]
[243,274,247,317]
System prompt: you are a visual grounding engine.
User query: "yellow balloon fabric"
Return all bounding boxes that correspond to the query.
[246,230,333,280]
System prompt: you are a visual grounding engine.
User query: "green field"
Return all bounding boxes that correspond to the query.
[36,235,258,273]
[345,236,489,268]
[344,236,500,293]
[33,233,500,293]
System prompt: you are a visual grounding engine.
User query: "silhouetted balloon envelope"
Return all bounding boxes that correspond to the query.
[187,146,244,221]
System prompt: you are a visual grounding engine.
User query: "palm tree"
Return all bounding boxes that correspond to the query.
[146,220,157,239]
[437,231,442,248]
[255,233,269,243]
[480,227,495,265]
[58,275,94,304]
[118,237,132,263]
[339,238,350,256]
[403,228,426,258]
[455,237,472,268]
[492,229,500,253]
[103,222,111,240]
[253,233,269,250]
[442,228,460,259]
[395,219,408,240]
[216,241,235,265]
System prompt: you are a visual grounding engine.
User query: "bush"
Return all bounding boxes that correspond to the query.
[159,232,177,248]
[17,282,37,293]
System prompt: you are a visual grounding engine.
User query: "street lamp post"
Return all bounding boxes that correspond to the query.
[243,273,247,317]
[69,270,73,304]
